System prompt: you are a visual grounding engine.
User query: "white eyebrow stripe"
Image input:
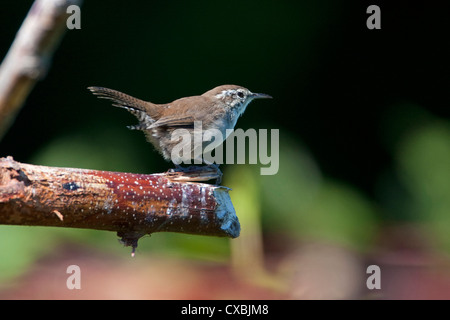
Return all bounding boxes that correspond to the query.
[215,89,237,99]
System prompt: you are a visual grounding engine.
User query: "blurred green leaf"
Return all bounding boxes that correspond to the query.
[142,233,230,262]
[259,137,322,226]
[301,181,378,250]
[397,121,450,204]
[234,136,378,251]
[0,226,55,282]
[396,120,450,250]
[30,126,151,173]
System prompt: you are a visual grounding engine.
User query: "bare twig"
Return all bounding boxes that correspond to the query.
[0,0,82,139]
[0,157,240,253]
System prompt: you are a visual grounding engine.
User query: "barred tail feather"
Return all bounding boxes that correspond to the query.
[88,86,159,130]
[88,86,148,111]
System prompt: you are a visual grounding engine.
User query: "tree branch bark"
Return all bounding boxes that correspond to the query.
[0,157,240,254]
[0,0,82,139]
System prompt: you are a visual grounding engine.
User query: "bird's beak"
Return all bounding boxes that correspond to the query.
[251,92,272,99]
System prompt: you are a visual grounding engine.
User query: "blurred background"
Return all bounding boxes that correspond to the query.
[0,0,449,299]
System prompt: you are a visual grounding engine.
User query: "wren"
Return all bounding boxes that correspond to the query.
[88,85,272,182]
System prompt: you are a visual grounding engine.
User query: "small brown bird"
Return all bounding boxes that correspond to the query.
[88,85,271,181]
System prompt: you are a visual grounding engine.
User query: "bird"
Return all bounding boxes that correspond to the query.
[88,85,272,183]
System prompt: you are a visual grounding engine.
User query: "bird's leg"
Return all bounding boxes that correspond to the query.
[167,160,222,184]
[174,163,184,171]
[168,163,186,173]
[211,164,222,185]
[199,159,222,185]
[167,163,183,173]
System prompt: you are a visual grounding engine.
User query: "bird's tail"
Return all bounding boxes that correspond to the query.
[88,86,159,130]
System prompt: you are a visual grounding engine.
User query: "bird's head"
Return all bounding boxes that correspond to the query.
[204,85,272,117]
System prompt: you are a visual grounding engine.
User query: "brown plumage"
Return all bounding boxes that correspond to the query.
[88,85,271,165]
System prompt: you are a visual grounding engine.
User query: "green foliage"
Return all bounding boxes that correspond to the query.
[257,136,377,251]
[0,226,54,282]
[30,125,151,173]
[396,119,450,250]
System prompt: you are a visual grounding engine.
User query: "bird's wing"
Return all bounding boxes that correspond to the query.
[149,116,196,129]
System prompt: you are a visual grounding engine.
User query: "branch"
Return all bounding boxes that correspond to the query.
[0,157,240,254]
[0,0,82,139]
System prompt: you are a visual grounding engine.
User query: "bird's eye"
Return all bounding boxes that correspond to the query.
[237,91,245,98]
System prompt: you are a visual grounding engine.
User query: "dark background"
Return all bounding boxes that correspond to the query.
[1,1,448,195]
[0,1,449,299]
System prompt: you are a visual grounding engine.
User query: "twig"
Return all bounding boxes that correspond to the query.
[0,157,240,254]
[0,0,82,139]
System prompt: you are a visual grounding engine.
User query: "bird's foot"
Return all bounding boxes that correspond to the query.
[166,164,222,185]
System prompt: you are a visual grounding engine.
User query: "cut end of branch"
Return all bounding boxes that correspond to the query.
[213,187,240,239]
